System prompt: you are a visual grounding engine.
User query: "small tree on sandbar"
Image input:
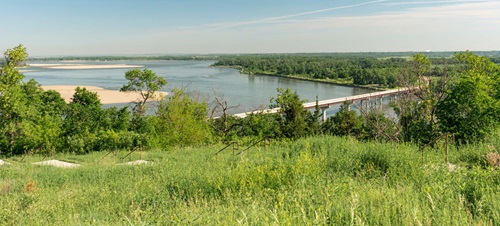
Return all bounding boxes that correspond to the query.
[120,68,167,116]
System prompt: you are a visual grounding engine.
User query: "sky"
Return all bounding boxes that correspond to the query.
[1,0,499,56]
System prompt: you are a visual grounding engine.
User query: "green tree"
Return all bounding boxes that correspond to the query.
[3,44,28,67]
[0,45,30,154]
[62,87,105,153]
[323,103,364,137]
[103,106,131,131]
[120,68,167,116]
[39,90,67,117]
[154,88,211,147]
[0,45,66,155]
[362,111,399,142]
[270,88,309,139]
[240,113,281,139]
[436,52,500,144]
[394,53,450,144]
[308,95,323,135]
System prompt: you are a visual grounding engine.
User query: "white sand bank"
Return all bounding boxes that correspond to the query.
[122,160,153,165]
[19,69,36,73]
[33,160,80,168]
[29,63,142,70]
[42,85,167,104]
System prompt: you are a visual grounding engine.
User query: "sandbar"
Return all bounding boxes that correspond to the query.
[29,64,142,70]
[42,85,167,104]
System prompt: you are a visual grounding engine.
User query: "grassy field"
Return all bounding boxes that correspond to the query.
[1,136,499,225]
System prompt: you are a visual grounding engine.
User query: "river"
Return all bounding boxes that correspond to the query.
[23,60,375,114]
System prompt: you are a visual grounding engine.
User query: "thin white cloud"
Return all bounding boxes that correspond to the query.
[384,0,487,6]
[151,0,500,54]
[173,0,388,32]
[272,1,500,30]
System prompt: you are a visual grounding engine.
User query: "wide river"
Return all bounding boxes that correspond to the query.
[23,60,375,114]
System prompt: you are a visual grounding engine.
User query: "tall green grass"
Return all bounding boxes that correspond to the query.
[1,136,499,225]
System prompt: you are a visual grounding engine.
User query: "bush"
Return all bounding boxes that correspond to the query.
[154,88,212,147]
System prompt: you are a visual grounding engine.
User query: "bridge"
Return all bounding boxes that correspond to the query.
[233,88,411,120]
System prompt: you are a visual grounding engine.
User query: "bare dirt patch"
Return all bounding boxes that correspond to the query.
[486,152,500,168]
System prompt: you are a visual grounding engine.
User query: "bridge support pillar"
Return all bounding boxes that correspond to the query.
[321,107,328,122]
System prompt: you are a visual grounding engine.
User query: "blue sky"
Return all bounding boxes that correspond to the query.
[1,0,499,56]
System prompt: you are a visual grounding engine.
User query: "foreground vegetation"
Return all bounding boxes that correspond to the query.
[1,136,499,225]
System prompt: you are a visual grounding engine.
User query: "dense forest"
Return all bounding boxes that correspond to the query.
[213,52,500,88]
[1,45,500,156]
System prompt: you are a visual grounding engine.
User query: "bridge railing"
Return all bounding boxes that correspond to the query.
[232,88,413,118]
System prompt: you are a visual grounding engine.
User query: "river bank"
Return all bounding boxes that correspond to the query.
[214,65,390,91]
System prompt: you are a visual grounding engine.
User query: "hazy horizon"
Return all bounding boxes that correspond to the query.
[2,0,500,56]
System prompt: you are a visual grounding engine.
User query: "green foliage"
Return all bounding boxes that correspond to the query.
[120,68,167,116]
[0,46,65,155]
[437,52,500,144]
[95,130,145,151]
[307,95,323,135]
[63,87,104,137]
[213,55,454,87]
[39,90,67,117]
[210,115,241,143]
[103,106,131,131]
[394,54,446,145]
[3,44,28,67]
[354,150,390,178]
[362,112,400,142]
[270,88,309,139]
[322,103,364,138]
[61,87,138,153]
[154,88,212,147]
[239,113,282,139]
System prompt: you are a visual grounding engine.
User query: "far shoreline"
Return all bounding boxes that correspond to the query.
[212,65,389,91]
[29,63,143,70]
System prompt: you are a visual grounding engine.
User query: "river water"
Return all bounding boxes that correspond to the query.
[23,60,375,114]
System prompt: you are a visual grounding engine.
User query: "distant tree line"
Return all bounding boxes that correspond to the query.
[212,55,470,88]
[213,52,500,88]
[29,55,220,62]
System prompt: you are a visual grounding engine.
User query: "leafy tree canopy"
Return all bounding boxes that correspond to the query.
[120,68,167,116]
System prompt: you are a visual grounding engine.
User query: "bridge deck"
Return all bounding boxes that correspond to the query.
[233,88,410,118]
[303,88,410,109]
